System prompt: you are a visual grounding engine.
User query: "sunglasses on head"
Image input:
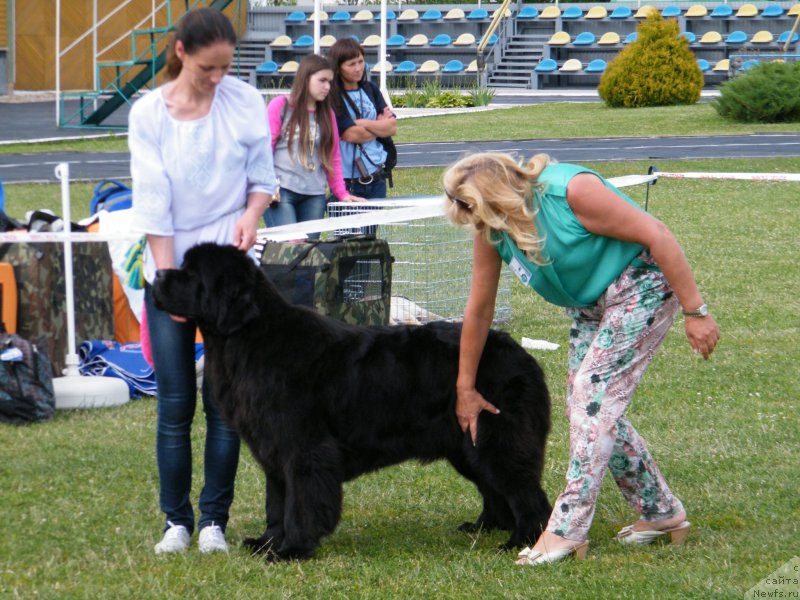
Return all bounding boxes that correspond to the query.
[447,194,472,212]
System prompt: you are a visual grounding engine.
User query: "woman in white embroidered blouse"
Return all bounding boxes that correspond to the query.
[128,7,278,556]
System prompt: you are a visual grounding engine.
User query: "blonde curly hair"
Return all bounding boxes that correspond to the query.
[442,152,553,264]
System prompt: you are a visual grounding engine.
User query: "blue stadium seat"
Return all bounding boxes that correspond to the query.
[534,58,558,72]
[696,58,711,72]
[661,5,682,17]
[386,10,396,21]
[573,32,597,46]
[285,11,306,22]
[585,59,607,73]
[761,4,784,17]
[710,5,733,17]
[726,30,748,44]
[778,30,800,44]
[442,59,466,73]
[349,34,360,43]
[610,6,633,19]
[255,60,278,74]
[330,10,351,22]
[517,6,539,19]
[562,6,583,19]
[467,8,489,20]
[387,34,405,47]
[294,35,313,48]
[395,60,417,74]
[681,31,697,43]
[421,8,442,21]
[430,33,452,46]
[487,33,498,46]
[624,32,638,44]
[738,58,760,72]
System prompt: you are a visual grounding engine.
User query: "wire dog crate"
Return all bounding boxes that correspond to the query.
[326,198,512,325]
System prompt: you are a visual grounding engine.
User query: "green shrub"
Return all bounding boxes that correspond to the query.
[713,61,800,122]
[469,84,496,107]
[426,91,471,108]
[598,13,703,108]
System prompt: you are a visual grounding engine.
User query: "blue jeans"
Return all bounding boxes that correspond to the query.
[264,188,327,240]
[345,176,387,237]
[145,286,240,534]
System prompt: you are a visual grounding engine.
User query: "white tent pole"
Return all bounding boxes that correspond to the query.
[314,0,321,54]
[55,0,61,126]
[54,162,80,376]
[93,0,98,111]
[380,0,388,100]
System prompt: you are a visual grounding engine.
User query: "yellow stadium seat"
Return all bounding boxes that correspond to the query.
[309,10,328,21]
[465,59,479,72]
[493,8,512,18]
[751,30,774,43]
[559,59,583,72]
[586,6,608,19]
[371,61,393,73]
[700,31,723,44]
[352,9,373,22]
[548,31,571,45]
[454,32,476,46]
[319,34,337,48]
[418,59,440,73]
[736,3,758,17]
[539,6,561,18]
[362,34,381,47]
[634,5,658,18]
[789,4,800,16]
[398,9,419,21]
[279,60,299,73]
[444,8,465,20]
[598,31,621,45]
[685,4,708,17]
[407,33,428,46]
[713,59,730,71]
[270,35,292,47]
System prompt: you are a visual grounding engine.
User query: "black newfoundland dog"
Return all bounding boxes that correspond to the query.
[152,243,552,560]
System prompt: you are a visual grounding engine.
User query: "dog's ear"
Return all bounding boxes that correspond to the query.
[198,253,262,336]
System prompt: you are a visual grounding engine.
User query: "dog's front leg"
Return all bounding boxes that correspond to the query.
[271,445,344,561]
[243,473,286,556]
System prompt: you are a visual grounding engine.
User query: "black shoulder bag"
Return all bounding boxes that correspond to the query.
[342,83,397,188]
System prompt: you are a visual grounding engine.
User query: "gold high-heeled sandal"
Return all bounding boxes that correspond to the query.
[615,521,691,545]
[515,541,589,565]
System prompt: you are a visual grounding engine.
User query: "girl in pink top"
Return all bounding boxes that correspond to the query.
[265,54,363,238]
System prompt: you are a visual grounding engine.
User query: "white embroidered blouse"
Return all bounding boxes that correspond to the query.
[128,75,277,283]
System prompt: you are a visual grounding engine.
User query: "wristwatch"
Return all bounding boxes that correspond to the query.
[683,303,709,317]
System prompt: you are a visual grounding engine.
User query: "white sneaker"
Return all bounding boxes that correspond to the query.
[198,523,228,554]
[154,522,191,555]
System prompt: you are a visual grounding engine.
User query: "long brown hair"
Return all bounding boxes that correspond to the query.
[284,54,335,172]
[327,38,365,115]
[165,8,237,80]
[443,153,553,264]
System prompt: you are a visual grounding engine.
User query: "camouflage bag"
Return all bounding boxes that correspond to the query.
[0,242,114,375]
[0,332,55,424]
[259,237,393,326]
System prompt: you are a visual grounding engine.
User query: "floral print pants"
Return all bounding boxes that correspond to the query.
[547,252,685,541]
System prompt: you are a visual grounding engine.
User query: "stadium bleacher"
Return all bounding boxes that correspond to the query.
[249,3,800,90]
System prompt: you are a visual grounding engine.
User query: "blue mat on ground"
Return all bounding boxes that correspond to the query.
[78,341,203,397]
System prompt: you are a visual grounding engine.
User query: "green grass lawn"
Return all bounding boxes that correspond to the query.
[1,109,799,599]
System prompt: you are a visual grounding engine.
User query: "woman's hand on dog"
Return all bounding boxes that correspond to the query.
[456,387,500,447]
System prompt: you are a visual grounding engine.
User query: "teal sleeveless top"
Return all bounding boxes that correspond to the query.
[492,163,649,308]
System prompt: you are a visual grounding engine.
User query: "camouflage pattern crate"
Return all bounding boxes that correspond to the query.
[259,237,392,326]
[0,242,114,375]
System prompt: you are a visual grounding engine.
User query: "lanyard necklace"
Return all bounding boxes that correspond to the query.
[301,118,317,172]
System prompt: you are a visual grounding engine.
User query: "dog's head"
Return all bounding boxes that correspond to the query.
[151,243,262,336]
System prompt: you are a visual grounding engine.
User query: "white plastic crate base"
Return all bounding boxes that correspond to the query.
[327,198,512,325]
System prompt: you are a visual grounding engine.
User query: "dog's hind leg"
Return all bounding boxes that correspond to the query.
[499,484,552,551]
[243,473,286,556]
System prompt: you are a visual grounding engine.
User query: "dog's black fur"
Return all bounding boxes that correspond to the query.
[152,243,552,560]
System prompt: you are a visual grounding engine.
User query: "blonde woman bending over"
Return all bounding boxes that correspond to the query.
[443,152,719,565]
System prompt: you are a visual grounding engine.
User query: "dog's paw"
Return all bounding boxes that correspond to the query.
[243,536,274,555]
[457,521,482,533]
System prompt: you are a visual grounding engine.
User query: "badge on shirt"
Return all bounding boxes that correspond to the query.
[508,256,532,286]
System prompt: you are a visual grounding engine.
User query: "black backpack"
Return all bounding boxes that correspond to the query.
[0,332,55,425]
